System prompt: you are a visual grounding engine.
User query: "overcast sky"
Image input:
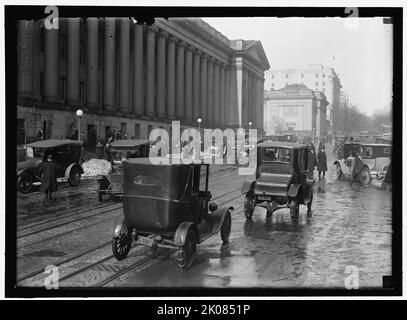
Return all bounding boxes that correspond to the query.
[203,17,393,117]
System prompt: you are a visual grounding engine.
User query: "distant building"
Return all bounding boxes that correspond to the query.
[264,84,328,139]
[265,64,341,128]
[16,18,270,146]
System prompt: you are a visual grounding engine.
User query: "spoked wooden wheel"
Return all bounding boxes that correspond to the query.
[335,163,342,180]
[359,167,371,185]
[112,231,132,261]
[68,166,81,186]
[177,229,197,270]
[17,172,33,193]
[220,210,232,244]
[244,192,255,220]
[289,200,300,223]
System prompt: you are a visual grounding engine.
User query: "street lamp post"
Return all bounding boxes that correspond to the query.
[76,109,84,141]
[197,118,202,147]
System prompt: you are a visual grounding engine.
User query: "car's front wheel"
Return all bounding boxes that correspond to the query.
[68,166,81,186]
[244,192,255,220]
[335,163,342,180]
[220,210,232,244]
[289,199,299,223]
[178,228,197,270]
[17,172,33,193]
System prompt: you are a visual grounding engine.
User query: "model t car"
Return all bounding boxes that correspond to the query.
[17,139,84,193]
[97,139,151,201]
[111,158,233,270]
[241,141,313,223]
[334,142,391,185]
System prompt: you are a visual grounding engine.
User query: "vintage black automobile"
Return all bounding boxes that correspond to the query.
[111,157,233,270]
[17,139,84,193]
[334,142,391,184]
[97,139,151,201]
[241,141,313,222]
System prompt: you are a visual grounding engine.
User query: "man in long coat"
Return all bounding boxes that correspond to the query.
[317,146,328,181]
[38,154,58,201]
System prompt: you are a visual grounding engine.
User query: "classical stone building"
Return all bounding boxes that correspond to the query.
[16,18,270,147]
[265,64,341,129]
[264,84,328,139]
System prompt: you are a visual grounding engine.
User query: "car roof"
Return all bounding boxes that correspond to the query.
[361,143,392,147]
[110,139,150,148]
[26,139,83,148]
[344,141,362,145]
[257,141,306,149]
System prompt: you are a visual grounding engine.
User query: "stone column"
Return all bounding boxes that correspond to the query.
[219,64,225,128]
[192,49,200,121]
[145,25,156,117]
[176,40,185,119]
[184,45,193,122]
[166,35,176,119]
[133,24,143,115]
[103,18,116,110]
[86,18,99,107]
[200,54,208,120]
[67,18,80,104]
[119,18,130,113]
[316,101,321,139]
[207,57,214,125]
[17,20,34,97]
[259,79,265,131]
[225,67,230,126]
[213,62,220,126]
[44,21,59,102]
[242,68,249,127]
[156,30,167,118]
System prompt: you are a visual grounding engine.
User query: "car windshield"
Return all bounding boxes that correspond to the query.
[264,147,291,163]
[26,147,44,159]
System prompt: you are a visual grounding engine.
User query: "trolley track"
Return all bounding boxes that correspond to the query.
[17,184,244,285]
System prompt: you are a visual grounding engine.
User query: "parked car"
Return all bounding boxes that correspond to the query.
[111,158,233,270]
[241,141,314,223]
[97,139,151,201]
[17,139,84,193]
[333,142,391,185]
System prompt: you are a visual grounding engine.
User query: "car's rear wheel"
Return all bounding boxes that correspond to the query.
[220,210,232,244]
[68,166,81,186]
[335,163,342,180]
[244,192,255,220]
[17,172,33,193]
[359,166,371,185]
[289,200,299,223]
[112,230,132,261]
[307,190,313,213]
[178,229,197,270]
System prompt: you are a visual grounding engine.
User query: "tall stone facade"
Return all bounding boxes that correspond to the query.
[16,18,270,146]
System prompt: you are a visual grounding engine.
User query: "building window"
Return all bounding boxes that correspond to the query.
[301,73,304,78]
[285,74,289,79]
[322,73,326,77]
[39,72,44,99]
[315,73,319,77]
[40,27,45,53]
[135,124,141,139]
[286,82,288,86]
[315,82,318,86]
[58,77,66,101]
[284,106,298,115]
[322,88,325,93]
[271,83,274,88]
[147,125,153,137]
[59,34,67,59]
[271,74,274,79]
[80,41,86,65]
[322,81,325,86]
[80,80,86,104]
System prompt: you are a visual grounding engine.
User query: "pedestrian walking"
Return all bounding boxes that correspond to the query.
[37,129,43,141]
[38,154,58,201]
[317,146,327,181]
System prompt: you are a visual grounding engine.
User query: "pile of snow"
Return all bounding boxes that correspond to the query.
[82,159,112,177]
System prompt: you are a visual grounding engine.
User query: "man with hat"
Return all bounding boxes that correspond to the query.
[38,154,58,201]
